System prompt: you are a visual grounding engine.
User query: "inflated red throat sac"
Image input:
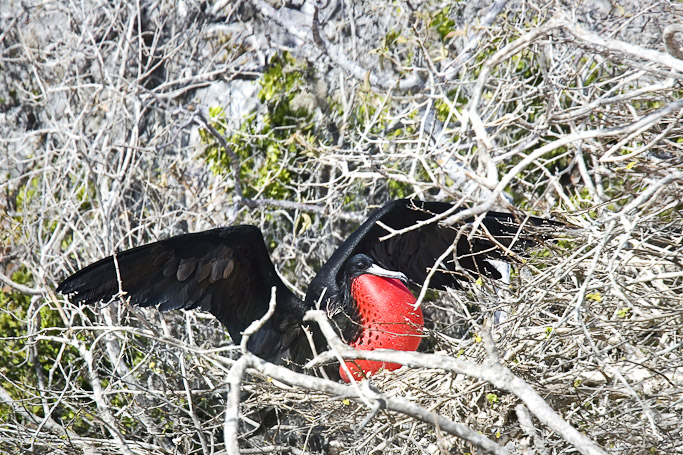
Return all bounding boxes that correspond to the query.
[340,274,424,382]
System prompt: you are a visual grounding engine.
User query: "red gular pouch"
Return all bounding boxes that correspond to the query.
[340,274,424,382]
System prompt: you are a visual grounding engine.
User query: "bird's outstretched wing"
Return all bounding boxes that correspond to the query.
[57,225,307,362]
[318,199,559,291]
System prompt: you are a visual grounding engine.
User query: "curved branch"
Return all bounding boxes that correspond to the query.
[561,20,683,74]
[663,24,683,60]
[304,310,608,455]
[223,352,509,455]
[0,270,44,295]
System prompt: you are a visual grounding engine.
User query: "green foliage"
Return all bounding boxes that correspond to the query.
[200,50,429,204]
[430,6,456,41]
[352,90,392,134]
[0,272,32,395]
[434,89,467,123]
[0,269,94,433]
[586,291,602,303]
[375,28,410,70]
[388,178,413,199]
[383,29,401,49]
[617,307,632,318]
[485,393,499,404]
[201,52,317,200]
[15,176,39,207]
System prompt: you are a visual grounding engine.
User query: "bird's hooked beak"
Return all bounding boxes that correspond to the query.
[365,263,409,286]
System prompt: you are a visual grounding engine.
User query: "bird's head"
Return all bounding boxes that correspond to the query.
[343,254,408,285]
[336,253,409,322]
[319,255,410,339]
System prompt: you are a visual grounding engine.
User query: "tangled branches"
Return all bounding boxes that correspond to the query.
[1,0,682,453]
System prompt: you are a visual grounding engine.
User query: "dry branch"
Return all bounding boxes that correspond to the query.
[2,0,682,453]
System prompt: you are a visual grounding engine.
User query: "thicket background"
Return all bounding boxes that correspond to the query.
[1,0,682,453]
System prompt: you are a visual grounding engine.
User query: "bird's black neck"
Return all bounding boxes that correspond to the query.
[304,279,361,345]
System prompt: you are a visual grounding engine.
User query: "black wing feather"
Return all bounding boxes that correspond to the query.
[57,226,307,363]
[308,199,558,300]
[364,200,557,287]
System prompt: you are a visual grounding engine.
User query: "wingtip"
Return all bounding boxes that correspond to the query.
[56,269,86,294]
[55,277,70,294]
[55,281,83,303]
[56,274,97,305]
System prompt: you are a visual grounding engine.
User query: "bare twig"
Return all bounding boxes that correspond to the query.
[225,356,249,455]
[0,270,44,295]
[304,311,608,455]
[225,351,509,455]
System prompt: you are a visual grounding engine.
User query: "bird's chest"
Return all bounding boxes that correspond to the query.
[340,275,424,382]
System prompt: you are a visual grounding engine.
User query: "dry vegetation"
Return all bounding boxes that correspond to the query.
[1,0,682,454]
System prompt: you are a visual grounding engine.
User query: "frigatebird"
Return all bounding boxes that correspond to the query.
[57,199,554,382]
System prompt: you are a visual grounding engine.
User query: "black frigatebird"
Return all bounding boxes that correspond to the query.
[57,199,554,382]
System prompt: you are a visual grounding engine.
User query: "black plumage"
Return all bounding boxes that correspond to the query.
[57,199,557,373]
